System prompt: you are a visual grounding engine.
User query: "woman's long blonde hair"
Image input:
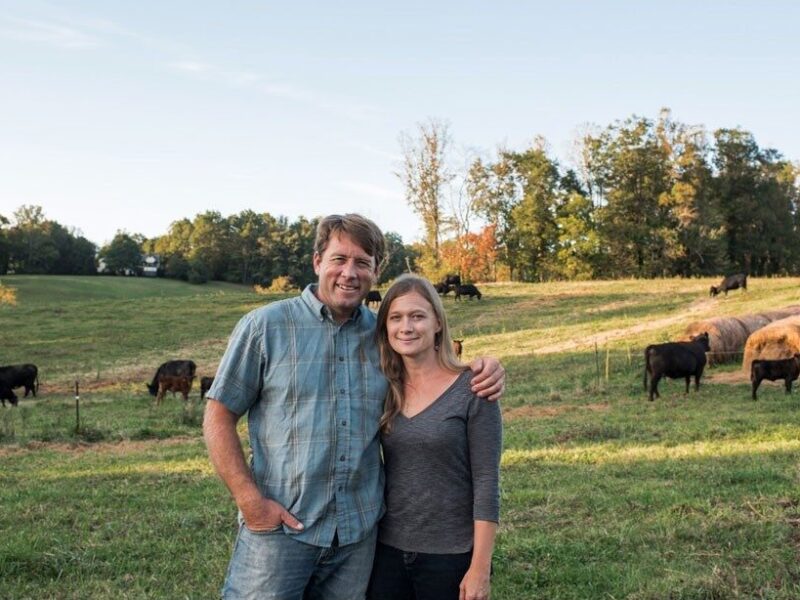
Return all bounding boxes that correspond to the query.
[375,274,466,432]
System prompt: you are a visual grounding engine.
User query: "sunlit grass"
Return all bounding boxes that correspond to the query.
[2,276,800,598]
[503,437,800,466]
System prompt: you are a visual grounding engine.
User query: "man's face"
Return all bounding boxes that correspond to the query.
[313,233,378,322]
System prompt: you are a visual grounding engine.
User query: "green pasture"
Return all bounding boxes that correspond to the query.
[1,275,800,599]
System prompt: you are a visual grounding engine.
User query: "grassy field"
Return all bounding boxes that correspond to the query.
[1,274,799,599]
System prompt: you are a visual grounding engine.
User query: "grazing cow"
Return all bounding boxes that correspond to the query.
[454,284,482,301]
[750,354,800,400]
[710,273,747,297]
[156,375,192,406]
[434,282,453,296]
[452,339,463,359]
[0,382,18,407]
[442,274,462,288]
[147,360,196,396]
[364,290,382,307]
[200,376,215,400]
[0,364,39,397]
[643,332,710,401]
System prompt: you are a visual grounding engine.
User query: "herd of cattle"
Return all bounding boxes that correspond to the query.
[146,359,214,405]
[643,331,800,401]
[3,272,797,407]
[643,272,800,401]
[365,274,482,308]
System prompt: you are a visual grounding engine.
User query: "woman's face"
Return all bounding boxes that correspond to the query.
[385,291,442,360]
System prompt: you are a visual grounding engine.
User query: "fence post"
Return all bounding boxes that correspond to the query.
[605,346,611,381]
[74,380,80,435]
[594,341,600,389]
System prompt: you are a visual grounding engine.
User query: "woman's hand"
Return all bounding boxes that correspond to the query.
[459,565,491,600]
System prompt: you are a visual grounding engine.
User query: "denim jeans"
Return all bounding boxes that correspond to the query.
[222,525,377,600]
[366,541,473,600]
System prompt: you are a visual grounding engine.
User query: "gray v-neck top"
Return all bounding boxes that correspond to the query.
[378,370,502,553]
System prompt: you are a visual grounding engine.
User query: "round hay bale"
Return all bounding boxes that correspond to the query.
[742,315,800,373]
[684,317,749,366]
[759,305,800,322]
[736,314,771,335]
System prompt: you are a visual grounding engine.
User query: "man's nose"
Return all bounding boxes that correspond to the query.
[340,260,358,278]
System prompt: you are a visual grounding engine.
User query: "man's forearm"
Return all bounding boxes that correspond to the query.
[203,399,262,508]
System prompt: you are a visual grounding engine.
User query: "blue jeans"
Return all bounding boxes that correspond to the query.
[222,525,377,600]
[366,541,473,600]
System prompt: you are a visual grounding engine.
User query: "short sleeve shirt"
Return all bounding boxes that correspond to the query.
[208,284,388,547]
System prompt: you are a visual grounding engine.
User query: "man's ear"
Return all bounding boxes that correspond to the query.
[313,252,322,275]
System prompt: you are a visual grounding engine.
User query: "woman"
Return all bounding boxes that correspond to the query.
[368,274,502,600]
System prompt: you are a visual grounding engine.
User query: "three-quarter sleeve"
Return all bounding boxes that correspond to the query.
[467,395,503,523]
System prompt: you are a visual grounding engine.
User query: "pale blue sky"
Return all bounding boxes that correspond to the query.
[1,1,798,246]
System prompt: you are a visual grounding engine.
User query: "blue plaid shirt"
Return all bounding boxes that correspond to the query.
[208,285,387,547]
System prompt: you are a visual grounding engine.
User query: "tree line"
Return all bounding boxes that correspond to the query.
[2,108,798,286]
[400,108,800,282]
[0,206,414,288]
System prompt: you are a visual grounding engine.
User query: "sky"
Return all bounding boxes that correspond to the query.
[1,1,799,248]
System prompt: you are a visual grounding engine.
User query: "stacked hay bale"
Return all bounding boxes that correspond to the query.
[742,315,800,374]
[759,305,800,321]
[684,317,750,366]
[684,306,800,366]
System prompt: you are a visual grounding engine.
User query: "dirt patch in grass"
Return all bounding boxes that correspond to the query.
[504,402,610,420]
[0,435,202,457]
[584,299,640,314]
[36,341,227,394]
[706,370,750,385]
[535,298,717,355]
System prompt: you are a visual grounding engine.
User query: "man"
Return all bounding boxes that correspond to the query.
[204,214,504,600]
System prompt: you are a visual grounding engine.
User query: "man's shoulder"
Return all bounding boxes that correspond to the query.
[244,294,314,327]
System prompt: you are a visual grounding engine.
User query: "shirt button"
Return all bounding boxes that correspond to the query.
[341,420,347,426]
[339,389,345,394]
[338,486,343,491]
[338,356,344,362]
[340,455,345,461]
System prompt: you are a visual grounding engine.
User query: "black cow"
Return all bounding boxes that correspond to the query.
[643,332,710,401]
[750,354,800,400]
[434,282,453,296]
[0,364,39,398]
[0,382,18,407]
[147,360,197,396]
[364,290,382,307]
[200,376,215,400]
[454,284,482,301]
[710,273,747,297]
[442,274,462,287]
[452,339,463,359]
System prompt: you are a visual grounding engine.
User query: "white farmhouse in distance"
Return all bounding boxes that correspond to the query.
[142,255,160,277]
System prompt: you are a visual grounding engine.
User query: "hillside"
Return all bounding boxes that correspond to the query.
[2,275,800,393]
[2,275,800,598]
